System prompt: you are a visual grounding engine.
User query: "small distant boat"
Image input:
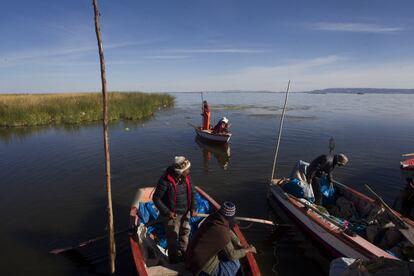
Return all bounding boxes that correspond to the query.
[268,178,414,260]
[129,186,260,276]
[193,126,232,144]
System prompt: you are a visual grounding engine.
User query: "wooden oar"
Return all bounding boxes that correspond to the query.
[50,219,162,255]
[402,153,414,157]
[364,184,414,245]
[50,227,132,255]
[196,213,275,226]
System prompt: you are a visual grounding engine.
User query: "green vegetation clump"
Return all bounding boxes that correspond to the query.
[0,92,174,127]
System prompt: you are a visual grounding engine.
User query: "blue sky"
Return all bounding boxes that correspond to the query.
[1,0,414,92]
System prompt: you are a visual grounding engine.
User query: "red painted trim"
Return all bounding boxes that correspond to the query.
[129,235,148,276]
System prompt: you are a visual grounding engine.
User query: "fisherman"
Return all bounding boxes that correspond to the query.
[212,117,230,134]
[185,201,257,276]
[152,156,198,263]
[306,153,349,205]
[202,100,211,130]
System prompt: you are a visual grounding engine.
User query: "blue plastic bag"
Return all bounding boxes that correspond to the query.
[320,176,336,205]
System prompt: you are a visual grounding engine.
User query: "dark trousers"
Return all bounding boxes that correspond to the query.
[311,177,322,205]
[162,212,191,262]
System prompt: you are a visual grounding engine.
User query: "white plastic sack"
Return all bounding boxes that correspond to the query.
[290,160,315,202]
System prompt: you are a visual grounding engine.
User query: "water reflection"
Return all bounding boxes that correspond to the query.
[0,124,86,144]
[195,137,231,170]
[0,121,143,144]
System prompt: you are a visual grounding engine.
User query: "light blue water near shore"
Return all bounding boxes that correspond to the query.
[0,92,413,275]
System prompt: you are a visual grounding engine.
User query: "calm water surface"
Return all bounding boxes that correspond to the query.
[0,92,413,275]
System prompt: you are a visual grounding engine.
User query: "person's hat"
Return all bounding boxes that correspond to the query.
[221,117,229,124]
[219,201,236,218]
[336,153,349,166]
[173,156,191,174]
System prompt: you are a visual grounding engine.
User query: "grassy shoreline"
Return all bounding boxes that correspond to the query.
[0,92,174,127]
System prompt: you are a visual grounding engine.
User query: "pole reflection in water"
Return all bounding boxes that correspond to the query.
[195,137,231,171]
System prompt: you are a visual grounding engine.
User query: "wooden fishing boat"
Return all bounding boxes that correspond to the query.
[129,186,260,276]
[401,157,414,180]
[194,126,231,144]
[268,178,414,261]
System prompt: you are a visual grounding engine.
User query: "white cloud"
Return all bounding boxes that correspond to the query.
[310,22,404,33]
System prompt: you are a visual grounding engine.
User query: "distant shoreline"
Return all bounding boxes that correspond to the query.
[167,88,414,94]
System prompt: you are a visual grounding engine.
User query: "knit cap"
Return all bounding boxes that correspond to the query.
[219,201,236,217]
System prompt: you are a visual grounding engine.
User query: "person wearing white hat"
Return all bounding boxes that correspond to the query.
[153,156,198,263]
[212,117,230,134]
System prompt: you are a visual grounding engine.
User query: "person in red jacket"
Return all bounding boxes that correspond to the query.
[202,101,211,130]
[152,156,198,263]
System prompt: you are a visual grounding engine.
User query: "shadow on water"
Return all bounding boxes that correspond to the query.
[5,196,136,276]
[195,137,231,171]
[267,196,330,276]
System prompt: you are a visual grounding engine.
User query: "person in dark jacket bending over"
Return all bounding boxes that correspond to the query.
[185,201,256,276]
[306,153,349,205]
[153,156,198,263]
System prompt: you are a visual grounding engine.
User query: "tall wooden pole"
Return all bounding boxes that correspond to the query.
[270,80,290,182]
[92,0,116,273]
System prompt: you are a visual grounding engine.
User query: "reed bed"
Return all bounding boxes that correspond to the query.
[0,92,174,127]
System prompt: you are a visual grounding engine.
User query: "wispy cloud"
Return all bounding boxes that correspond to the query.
[0,41,155,68]
[310,22,404,33]
[144,55,189,60]
[166,48,265,54]
[131,55,414,92]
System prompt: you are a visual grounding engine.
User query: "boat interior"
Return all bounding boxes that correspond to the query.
[130,187,244,275]
[277,178,414,261]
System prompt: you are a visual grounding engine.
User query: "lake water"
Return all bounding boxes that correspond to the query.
[0,92,413,275]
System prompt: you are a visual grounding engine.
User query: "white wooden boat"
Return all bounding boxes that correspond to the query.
[268,178,414,261]
[194,127,231,144]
